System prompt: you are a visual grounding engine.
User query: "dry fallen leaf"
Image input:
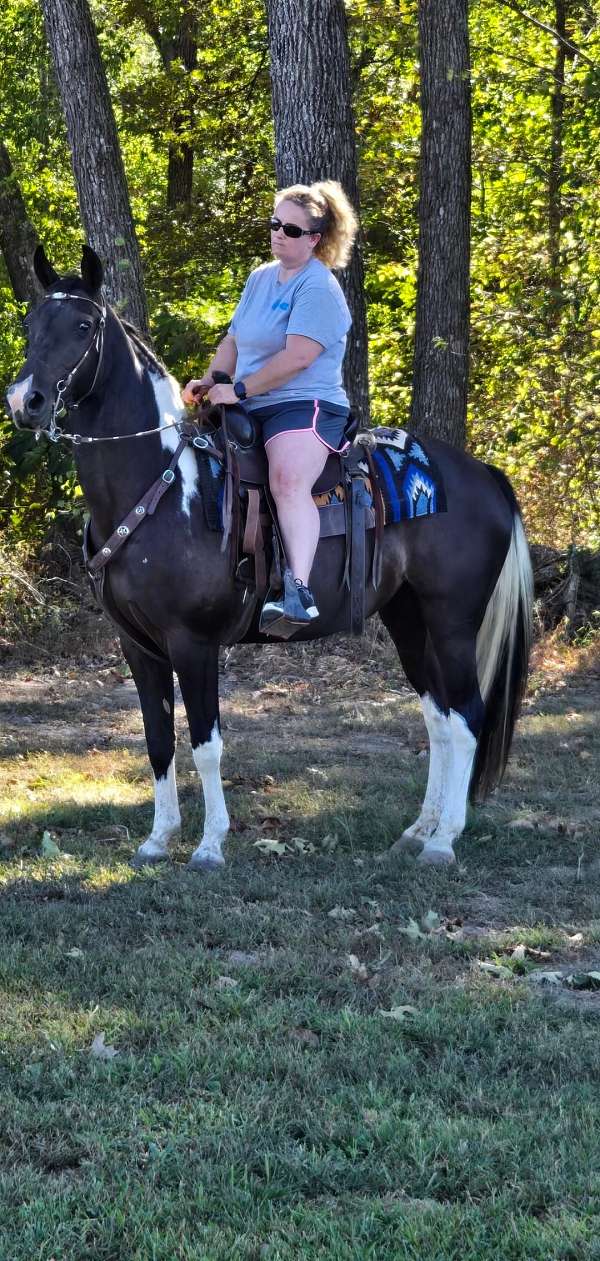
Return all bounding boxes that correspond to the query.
[347,954,369,982]
[398,918,426,942]
[253,838,288,856]
[421,910,442,934]
[89,1033,119,1060]
[40,831,61,858]
[328,905,356,920]
[379,1005,418,1022]
[214,975,239,991]
[565,971,600,991]
[477,960,513,980]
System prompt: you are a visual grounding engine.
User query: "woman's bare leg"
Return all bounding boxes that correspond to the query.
[266,431,329,585]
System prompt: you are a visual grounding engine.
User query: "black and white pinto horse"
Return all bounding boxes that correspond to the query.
[6,248,533,870]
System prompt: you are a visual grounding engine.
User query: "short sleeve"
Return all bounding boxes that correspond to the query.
[286,281,351,349]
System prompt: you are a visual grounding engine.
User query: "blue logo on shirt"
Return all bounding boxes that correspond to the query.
[271,300,289,311]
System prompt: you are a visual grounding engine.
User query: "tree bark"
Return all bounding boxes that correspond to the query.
[165,15,197,209]
[265,0,370,425]
[0,143,42,305]
[410,0,472,448]
[39,0,149,333]
[549,0,567,304]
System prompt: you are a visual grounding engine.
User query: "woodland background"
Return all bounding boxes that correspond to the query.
[0,0,599,566]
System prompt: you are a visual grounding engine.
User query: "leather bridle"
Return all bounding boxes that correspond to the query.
[40,291,107,440]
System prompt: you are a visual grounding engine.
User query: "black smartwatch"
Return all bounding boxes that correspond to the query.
[233,380,247,401]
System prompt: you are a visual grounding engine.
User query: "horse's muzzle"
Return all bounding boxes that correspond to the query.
[5,376,51,429]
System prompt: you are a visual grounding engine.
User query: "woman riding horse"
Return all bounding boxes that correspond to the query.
[6,243,533,870]
[183,180,357,629]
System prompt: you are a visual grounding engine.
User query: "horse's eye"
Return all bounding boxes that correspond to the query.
[79,320,92,333]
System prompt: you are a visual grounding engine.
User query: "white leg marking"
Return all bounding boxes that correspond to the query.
[133,759,181,864]
[392,693,450,854]
[150,371,198,517]
[6,374,33,418]
[419,710,477,866]
[188,724,229,870]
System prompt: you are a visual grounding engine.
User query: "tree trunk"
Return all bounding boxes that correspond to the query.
[39,0,149,333]
[165,15,197,209]
[549,0,567,305]
[410,0,472,448]
[0,143,42,305]
[265,0,370,425]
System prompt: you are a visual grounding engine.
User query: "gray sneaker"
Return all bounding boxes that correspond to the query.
[260,569,319,630]
[283,569,319,624]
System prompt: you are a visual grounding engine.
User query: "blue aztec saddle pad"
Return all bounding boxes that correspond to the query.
[360,427,446,523]
[195,427,446,531]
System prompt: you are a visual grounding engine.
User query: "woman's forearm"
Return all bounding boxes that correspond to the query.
[208,335,238,379]
[244,347,316,398]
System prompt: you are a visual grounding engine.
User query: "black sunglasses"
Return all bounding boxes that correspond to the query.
[269,216,317,239]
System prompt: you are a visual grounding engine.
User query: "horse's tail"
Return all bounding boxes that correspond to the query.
[470,466,534,801]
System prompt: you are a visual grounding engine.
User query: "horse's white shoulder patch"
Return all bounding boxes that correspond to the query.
[149,370,198,517]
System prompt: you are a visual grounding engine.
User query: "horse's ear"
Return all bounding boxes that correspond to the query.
[81,245,103,293]
[33,245,59,290]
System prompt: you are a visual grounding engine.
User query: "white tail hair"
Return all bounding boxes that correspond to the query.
[472,511,534,798]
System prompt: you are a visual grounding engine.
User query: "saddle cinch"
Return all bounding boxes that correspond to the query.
[191,385,385,640]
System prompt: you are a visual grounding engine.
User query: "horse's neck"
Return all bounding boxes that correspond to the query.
[74,331,184,539]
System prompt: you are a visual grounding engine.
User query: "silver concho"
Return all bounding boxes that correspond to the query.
[102,546,112,556]
[135,505,145,515]
[117,525,130,537]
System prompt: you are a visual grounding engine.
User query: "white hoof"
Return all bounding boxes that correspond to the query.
[187,851,225,873]
[389,832,424,856]
[417,845,456,867]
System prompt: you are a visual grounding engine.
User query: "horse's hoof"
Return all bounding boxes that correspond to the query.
[186,854,225,873]
[130,850,171,869]
[417,846,456,867]
[390,832,425,857]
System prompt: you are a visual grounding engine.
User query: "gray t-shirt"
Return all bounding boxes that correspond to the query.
[228,257,351,410]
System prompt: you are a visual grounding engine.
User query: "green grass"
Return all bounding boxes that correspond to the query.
[0,634,599,1259]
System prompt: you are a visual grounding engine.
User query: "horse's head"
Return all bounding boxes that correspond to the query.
[5,245,106,435]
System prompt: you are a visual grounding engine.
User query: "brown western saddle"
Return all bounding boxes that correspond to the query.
[188,396,385,638]
[83,395,385,647]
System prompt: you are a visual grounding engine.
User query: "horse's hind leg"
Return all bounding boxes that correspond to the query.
[121,640,181,867]
[380,586,448,852]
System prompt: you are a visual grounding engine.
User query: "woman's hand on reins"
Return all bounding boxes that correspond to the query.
[207,383,238,405]
[182,376,214,406]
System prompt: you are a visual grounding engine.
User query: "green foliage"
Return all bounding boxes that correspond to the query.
[0,0,598,549]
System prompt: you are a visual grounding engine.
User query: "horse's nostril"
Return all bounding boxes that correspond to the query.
[25,390,46,415]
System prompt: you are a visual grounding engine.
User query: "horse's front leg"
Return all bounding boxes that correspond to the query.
[170,638,229,872]
[121,639,181,867]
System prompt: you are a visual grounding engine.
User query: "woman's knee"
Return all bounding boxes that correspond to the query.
[268,463,308,501]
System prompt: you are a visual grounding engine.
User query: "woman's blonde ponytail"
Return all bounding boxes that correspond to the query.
[274,179,358,270]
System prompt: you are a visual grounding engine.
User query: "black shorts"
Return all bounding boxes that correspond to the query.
[249,399,351,453]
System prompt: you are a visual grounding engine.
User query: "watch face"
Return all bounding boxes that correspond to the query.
[234,381,246,400]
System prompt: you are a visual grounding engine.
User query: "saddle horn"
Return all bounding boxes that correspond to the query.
[33,244,59,290]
